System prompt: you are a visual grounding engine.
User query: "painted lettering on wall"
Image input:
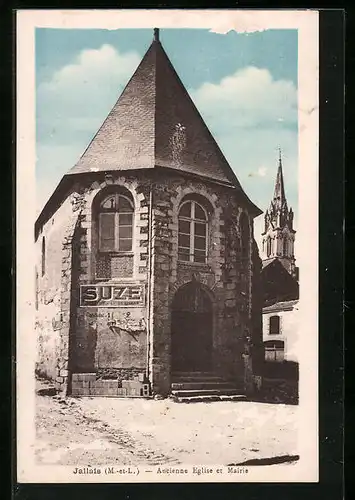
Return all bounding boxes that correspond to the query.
[80,284,145,307]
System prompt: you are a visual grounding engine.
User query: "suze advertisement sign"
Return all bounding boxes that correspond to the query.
[80,283,145,307]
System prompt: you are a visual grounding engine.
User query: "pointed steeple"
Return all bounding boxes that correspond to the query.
[261,149,296,276]
[271,148,287,211]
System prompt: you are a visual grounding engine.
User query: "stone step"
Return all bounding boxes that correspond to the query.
[171,388,242,398]
[172,372,219,378]
[172,394,247,403]
[172,378,226,385]
[171,381,236,391]
[172,373,226,383]
[172,371,217,374]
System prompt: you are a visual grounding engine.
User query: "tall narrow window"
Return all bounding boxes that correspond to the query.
[283,237,288,256]
[98,194,134,252]
[41,237,46,276]
[269,315,280,335]
[264,340,284,362]
[240,212,250,259]
[266,236,272,257]
[178,200,208,263]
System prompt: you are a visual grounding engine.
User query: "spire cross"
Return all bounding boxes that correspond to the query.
[153,28,160,42]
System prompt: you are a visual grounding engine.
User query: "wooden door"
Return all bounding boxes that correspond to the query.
[171,282,213,372]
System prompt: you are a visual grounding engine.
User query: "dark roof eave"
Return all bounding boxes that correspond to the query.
[263,299,299,313]
[35,175,72,241]
[154,165,262,215]
[36,163,262,238]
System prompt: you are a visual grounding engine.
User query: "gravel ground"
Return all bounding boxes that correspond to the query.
[35,379,298,466]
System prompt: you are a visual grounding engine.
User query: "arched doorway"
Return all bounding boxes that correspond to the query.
[171,281,213,372]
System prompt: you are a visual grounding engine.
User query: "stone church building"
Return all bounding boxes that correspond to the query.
[35,30,264,399]
[260,152,299,365]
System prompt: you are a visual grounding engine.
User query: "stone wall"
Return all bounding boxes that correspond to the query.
[72,306,148,374]
[251,240,264,377]
[35,194,80,392]
[145,172,256,395]
[66,175,150,389]
[36,169,262,396]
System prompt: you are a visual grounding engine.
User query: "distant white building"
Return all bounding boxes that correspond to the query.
[262,299,299,363]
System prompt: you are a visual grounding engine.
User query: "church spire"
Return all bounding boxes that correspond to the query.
[261,149,296,276]
[272,148,287,210]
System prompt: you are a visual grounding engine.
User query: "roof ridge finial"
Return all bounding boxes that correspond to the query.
[278,146,282,166]
[153,28,160,42]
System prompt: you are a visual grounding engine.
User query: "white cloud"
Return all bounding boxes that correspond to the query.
[248,165,268,178]
[38,44,140,102]
[257,166,268,177]
[188,67,298,257]
[37,44,141,141]
[188,69,298,225]
[190,66,297,130]
[36,44,141,211]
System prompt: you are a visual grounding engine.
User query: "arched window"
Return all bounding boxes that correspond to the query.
[178,200,208,263]
[264,340,284,362]
[269,315,280,335]
[240,212,250,259]
[98,193,133,252]
[266,236,272,257]
[41,237,46,276]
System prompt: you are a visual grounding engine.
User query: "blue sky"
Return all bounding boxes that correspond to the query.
[36,28,298,247]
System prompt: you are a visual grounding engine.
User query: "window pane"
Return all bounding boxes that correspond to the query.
[119,226,132,238]
[194,250,206,263]
[119,213,133,225]
[101,196,116,210]
[101,238,115,251]
[194,252,206,263]
[118,195,133,212]
[194,203,206,220]
[265,351,275,362]
[269,316,280,335]
[195,222,206,236]
[194,235,206,250]
[178,252,189,261]
[274,340,284,348]
[100,213,115,251]
[178,234,190,247]
[275,350,284,362]
[179,202,192,218]
[118,238,132,251]
[178,220,190,234]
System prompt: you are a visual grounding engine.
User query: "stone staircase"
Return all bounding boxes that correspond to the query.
[170,371,246,403]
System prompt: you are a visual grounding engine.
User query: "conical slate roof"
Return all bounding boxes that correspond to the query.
[70,34,239,187]
[36,31,262,235]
